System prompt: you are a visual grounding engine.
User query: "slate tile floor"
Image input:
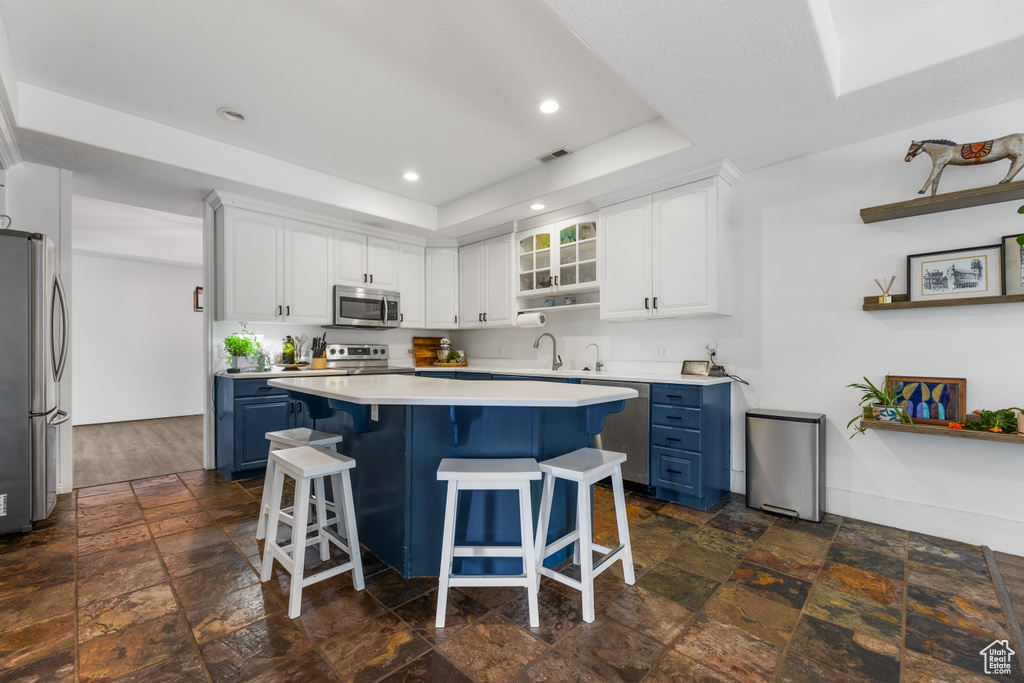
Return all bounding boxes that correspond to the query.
[1,469,1021,683]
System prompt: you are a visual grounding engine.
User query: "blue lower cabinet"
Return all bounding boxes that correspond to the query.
[649,382,730,510]
[215,376,311,480]
[494,375,580,383]
[455,372,492,380]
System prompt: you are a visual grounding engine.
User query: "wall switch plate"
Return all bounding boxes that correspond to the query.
[0,493,6,517]
[656,344,668,359]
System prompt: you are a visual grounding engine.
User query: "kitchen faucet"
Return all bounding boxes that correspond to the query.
[533,333,562,371]
[586,343,603,372]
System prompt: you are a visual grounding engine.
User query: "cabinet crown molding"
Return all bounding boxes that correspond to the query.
[205,190,428,247]
[591,158,742,209]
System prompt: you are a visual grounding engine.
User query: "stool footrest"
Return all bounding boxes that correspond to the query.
[452,545,531,558]
[302,561,354,588]
[448,574,530,588]
[539,531,580,559]
[540,566,583,591]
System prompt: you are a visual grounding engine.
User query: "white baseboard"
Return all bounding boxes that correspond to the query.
[729,468,1024,556]
[72,409,203,426]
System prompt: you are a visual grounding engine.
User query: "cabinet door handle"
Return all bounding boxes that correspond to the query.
[289,403,294,413]
[278,305,282,315]
[286,305,290,316]
[653,297,658,309]
[297,402,303,413]
[644,298,649,310]
[454,315,458,323]
[364,273,368,283]
[478,313,483,322]
[667,469,682,475]
[483,312,487,322]
[554,275,559,286]
[370,274,373,284]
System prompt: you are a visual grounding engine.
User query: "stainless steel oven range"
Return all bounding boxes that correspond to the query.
[324,343,414,375]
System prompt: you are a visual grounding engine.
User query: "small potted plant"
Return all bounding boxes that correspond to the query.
[846,376,912,437]
[224,322,260,373]
[950,407,1023,434]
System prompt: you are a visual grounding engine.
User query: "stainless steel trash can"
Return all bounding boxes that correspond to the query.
[745,409,826,522]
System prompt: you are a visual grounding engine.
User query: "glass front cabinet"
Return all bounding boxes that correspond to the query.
[517,213,598,297]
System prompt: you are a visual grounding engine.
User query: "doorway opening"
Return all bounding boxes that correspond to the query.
[70,196,205,488]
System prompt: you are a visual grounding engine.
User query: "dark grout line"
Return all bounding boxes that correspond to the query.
[983,545,1024,676]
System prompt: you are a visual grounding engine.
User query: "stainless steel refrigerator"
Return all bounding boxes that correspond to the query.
[0,229,69,534]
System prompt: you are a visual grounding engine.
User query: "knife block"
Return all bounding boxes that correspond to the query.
[310,357,327,370]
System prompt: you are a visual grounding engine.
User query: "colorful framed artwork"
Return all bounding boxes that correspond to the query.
[1002,233,1024,295]
[681,360,710,376]
[906,244,1003,302]
[886,375,966,426]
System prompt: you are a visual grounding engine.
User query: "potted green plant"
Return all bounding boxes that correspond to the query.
[949,407,1023,434]
[224,322,260,373]
[846,376,912,437]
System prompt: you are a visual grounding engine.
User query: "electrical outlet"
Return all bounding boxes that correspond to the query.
[371,405,379,422]
[656,344,668,359]
[0,493,6,517]
[707,339,718,356]
[497,345,504,357]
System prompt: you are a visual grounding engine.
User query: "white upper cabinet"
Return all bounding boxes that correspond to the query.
[599,169,734,321]
[367,237,399,290]
[397,243,425,328]
[333,228,367,287]
[334,231,399,289]
[459,235,514,328]
[218,206,283,322]
[217,206,332,324]
[283,220,333,324]
[425,247,459,328]
[516,213,598,298]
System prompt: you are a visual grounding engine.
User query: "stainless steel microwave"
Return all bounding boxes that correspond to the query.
[332,285,401,329]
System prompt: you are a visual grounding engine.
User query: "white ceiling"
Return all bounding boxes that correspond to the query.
[2,0,1024,235]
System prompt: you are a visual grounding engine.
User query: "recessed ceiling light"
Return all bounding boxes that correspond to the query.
[217,107,246,123]
[530,203,546,211]
[402,171,419,181]
[538,99,560,114]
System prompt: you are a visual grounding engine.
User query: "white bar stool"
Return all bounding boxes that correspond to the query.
[256,428,345,541]
[535,447,636,623]
[259,445,364,618]
[435,458,542,628]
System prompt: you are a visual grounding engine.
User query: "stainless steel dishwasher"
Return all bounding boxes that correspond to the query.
[580,379,650,485]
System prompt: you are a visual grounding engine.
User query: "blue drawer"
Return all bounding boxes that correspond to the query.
[651,424,701,452]
[651,383,702,408]
[651,404,701,429]
[655,449,699,494]
[232,379,288,398]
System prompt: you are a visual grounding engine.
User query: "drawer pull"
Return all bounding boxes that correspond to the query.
[667,394,681,399]
[666,416,681,420]
[257,387,272,392]
[667,469,682,475]
[665,437,681,442]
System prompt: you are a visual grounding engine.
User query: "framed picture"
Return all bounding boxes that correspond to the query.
[1002,233,1024,295]
[681,360,710,376]
[907,244,1003,302]
[886,375,966,426]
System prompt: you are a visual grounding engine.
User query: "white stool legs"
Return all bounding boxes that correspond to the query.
[435,458,542,628]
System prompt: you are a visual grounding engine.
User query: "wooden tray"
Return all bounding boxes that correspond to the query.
[409,336,445,367]
[433,361,468,367]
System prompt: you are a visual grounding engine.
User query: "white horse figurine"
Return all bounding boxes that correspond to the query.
[905,134,1024,195]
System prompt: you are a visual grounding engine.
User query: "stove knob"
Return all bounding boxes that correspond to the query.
[372,348,379,355]
[329,348,337,355]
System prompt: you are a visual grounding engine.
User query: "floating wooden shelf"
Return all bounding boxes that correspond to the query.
[860,179,1024,223]
[860,419,1024,444]
[862,293,1024,311]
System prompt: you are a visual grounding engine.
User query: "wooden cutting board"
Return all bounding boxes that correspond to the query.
[409,336,444,367]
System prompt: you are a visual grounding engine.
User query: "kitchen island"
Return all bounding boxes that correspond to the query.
[267,374,637,577]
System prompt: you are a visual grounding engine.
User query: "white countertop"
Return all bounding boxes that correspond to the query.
[216,368,379,379]
[414,364,734,386]
[267,374,639,407]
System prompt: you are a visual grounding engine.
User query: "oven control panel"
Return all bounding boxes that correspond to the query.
[325,344,390,361]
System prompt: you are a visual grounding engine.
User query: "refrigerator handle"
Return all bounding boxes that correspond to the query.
[52,275,69,381]
[49,409,70,426]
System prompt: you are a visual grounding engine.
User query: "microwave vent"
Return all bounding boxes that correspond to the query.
[537,148,572,163]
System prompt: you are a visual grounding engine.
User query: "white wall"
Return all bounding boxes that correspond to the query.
[454,97,1024,555]
[72,254,204,424]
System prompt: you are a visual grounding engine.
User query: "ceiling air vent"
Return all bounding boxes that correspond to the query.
[537,148,572,163]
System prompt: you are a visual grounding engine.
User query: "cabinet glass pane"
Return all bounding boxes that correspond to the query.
[520,273,534,291]
[519,236,532,254]
[519,254,533,272]
[579,240,597,262]
[560,225,577,245]
[535,234,550,250]
[560,244,575,265]
[579,222,596,241]
[560,266,576,286]
[537,272,552,289]
[579,261,596,284]
[536,251,550,269]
